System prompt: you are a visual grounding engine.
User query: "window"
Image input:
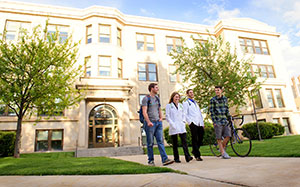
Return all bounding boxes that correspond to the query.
[39,98,64,116]
[251,65,275,78]
[5,20,30,41]
[272,118,280,123]
[282,118,291,135]
[85,56,91,77]
[117,28,122,47]
[254,91,263,109]
[86,25,92,44]
[35,129,63,151]
[136,33,155,51]
[169,65,179,82]
[265,89,275,108]
[139,94,147,105]
[166,37,183,53]
[48,24,69,43]
[117,58,123,78]
[0,104,16,116]
[274,89,284,108]
[138,63,157,81]
[98,56,111,76]
[257,119,266,122]
[99,24,110,43]
[239,38,269,55]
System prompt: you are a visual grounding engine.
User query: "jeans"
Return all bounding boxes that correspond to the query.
[143,120,168,163]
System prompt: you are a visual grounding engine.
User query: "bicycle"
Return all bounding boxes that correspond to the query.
[209,116,252,157]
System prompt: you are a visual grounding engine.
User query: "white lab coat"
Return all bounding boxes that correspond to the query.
[165,102,187,135]
[183,99,204,127]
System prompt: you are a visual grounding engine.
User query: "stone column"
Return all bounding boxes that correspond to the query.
[78,99,87,148]
[122,98,131,146]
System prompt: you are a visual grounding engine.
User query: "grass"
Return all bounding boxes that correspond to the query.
[153,135,300,157]
[0,152,178,175]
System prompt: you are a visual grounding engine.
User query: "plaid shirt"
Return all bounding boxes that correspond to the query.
[209,95,231,125]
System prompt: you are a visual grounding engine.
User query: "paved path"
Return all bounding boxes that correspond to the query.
[1,155,299,187]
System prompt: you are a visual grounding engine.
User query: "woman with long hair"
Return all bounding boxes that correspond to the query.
[165,92,193,163]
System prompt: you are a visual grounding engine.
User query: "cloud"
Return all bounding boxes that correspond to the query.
[284,1,300,28]
[140,8,155,17]
[279,34,300,77]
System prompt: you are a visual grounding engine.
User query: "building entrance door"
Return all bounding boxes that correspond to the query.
[88,104,119,148]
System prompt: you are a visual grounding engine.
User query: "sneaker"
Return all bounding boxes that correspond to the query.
[163,159,175,166]
[222,152,231,159]
[148,160,155,166]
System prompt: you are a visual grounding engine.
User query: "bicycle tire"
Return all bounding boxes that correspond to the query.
[230,128,252,157]
[209,140,222,157]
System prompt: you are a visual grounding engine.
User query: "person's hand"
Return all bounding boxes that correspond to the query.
[159,117,162,122]
[148,122,153,127]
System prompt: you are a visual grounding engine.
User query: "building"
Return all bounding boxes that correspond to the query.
[291,76,300,111]
[0,1,299,153]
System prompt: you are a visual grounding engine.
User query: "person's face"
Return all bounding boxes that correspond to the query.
[152,85,159,94]
[173,94,180,103]
[187,90,194,98]
[215,88,223,97]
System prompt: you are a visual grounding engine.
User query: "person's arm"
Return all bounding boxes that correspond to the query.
[209,99,217,125]
[159,107,163,122]
[142,105,153,127]
[165,104,175,127]
[183,101,191,124]
[225,97,231,122]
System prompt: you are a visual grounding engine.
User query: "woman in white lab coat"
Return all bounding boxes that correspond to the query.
[165,92,193,163]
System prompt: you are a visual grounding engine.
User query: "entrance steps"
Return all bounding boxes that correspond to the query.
[76,146,144,157]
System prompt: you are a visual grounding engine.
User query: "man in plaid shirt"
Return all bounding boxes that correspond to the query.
[209,86,232,159]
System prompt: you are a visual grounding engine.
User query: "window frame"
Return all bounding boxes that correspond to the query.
[117,28,122,47]
[84,56,92,77]
[98,55,112,77]
[274,89,285,108]
[254,90,263,109]
[4,20,31,41]
[166,36,183,53]
[137,63,158,82]
[265,89,276,108]
[239,37,270,55]
[168,64,179,83]
[86,25,92,44]
[98,24,111,43]
[47,24,69,43]
[117,58,123,79]
[35,129,64,152]
[251,64,276,78]
[136,33,155,51]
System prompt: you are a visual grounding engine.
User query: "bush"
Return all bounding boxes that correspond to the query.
[163,122,215,146]
[242,122,285,140]
[0,131,16,157]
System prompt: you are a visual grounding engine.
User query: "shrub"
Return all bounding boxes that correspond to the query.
[0,131,16,157]
[163,122,215,146]
[242,122,285,140]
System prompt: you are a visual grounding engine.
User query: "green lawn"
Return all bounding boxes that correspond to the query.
[153,135,300,157]
[0,152,178,175]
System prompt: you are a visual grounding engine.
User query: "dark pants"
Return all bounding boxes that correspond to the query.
[189,123,204,158]
[171,133,191,161]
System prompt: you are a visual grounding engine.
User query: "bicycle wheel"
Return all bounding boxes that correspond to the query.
[230,128,252,157]
[209,140,222,157]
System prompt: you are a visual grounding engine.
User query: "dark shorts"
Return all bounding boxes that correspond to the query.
[214,125,231,140]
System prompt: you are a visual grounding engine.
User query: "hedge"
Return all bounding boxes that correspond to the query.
[242,122,285,140]
[163,122,216,146]
[0,131,16,157]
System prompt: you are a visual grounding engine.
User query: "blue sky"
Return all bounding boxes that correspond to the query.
[6,0,300,77]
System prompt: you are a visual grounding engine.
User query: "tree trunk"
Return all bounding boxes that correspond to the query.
[13,116,23,158]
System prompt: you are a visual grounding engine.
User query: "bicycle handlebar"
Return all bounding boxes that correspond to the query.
[231,115,244,127]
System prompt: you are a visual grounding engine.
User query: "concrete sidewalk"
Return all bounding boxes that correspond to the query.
[0,155,299,187]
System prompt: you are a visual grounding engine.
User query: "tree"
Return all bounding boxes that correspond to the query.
[169,36,261,115]
[0,23,83,158]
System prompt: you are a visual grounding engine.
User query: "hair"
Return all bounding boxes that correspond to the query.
[215,85,223,89]
[186,89,193,95]
[148,83,158,92]
[169,92,180,103]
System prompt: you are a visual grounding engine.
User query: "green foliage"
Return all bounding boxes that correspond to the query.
[0,131,16,157]
[243,122,285,140]
[0,152,177,175]
[0,21,83,118]
[163,122,215,146]
[169,36,261,114]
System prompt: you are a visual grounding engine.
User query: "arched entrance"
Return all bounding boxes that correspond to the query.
[88,104,119,148]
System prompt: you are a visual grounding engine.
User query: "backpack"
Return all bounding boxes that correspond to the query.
[138,95,161,124]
